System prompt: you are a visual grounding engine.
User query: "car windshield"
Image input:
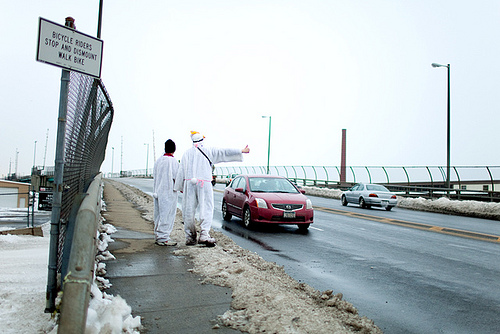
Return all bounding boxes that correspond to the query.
[366,184,390,192]
[248,177,299,193]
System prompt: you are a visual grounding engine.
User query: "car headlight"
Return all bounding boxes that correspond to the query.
[306,199,312,210]
[255,198,268,209]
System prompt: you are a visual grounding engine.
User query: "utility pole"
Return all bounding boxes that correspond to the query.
[340,129,347,184]
[120,136,123,176]
[15,148,19,177]
[144,143,149,177]
[33,141,37,170]
[43,129,49,169]
[152,130,156,161]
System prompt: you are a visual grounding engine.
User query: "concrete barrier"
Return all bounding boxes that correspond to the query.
[58,173,102,334]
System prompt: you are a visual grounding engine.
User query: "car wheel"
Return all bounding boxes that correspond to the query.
[243,207,253,229]
[222,201,232,221]
[360,197,367,209]
[298,223,310,231]
[341,195,348,206]
[385,206,393,211]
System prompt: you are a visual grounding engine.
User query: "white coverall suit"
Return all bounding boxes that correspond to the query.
[174,143,242,243]
[153,154,179,242]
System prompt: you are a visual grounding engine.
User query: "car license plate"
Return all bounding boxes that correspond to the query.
[283,211,295,218]
[382,200,389,206]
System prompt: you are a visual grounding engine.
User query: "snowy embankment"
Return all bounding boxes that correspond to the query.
[302,186,500,221]
[0,206,141,333]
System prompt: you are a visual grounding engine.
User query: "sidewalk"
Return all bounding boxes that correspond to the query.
[102,180,240,334]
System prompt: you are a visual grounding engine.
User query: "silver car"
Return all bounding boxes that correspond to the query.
[341,183,397,211]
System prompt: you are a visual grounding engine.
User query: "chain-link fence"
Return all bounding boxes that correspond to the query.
[46,71,113,311]
[61,72,113,221]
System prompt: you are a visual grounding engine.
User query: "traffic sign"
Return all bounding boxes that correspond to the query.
[36,17,103,78]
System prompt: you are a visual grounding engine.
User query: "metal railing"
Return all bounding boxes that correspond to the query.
[0,191,36,227]
[211,165,500,202]
[108,165,500,201]
[212,165,499,188]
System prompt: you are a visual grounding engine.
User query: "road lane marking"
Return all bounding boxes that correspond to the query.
[314,206,500,244]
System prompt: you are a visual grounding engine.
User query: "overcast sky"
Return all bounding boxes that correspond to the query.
[1,0,499,178]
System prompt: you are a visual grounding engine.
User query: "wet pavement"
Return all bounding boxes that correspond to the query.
[102,181,240,334]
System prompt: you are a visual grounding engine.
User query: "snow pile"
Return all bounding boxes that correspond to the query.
[302,186,343,199]
[79,216,141,333]
[175,233,381,333]
[397,196,500,220]
[86,284,141,334]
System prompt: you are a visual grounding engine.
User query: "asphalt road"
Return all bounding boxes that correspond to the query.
[115,178,500,334]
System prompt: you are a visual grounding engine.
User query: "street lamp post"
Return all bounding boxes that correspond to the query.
[262,116,271,174]
[432,62,451,191]
[111,147,114,175]
[144,143,149,177]
[33,141,37,171]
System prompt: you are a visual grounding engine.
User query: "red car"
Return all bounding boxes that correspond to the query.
[222,174,314,230]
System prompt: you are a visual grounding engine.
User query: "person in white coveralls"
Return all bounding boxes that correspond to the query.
[153,139,179,246]
[174,131,250,246]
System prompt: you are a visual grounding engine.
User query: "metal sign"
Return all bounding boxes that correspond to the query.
[36,17,103,78]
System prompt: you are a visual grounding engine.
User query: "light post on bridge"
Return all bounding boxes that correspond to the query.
[111,147,114,175]
[262,116,272,174]
[432,62,451,191]
[144,143,149,177]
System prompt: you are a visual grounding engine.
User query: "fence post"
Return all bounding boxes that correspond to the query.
[300,166,306,185]
[425,166,434,187]
[350,166,356,184]
[486,167,494,200]
[45,68,70,313]
[365,167,372,184]
[312,166,318,186]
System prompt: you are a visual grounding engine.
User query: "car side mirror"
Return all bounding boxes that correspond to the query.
[235,187,244,193]
[299,189,305,194]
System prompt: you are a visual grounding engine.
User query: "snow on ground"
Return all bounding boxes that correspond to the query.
[1,182,499,333]
[0,216,141,333]
[0,223,57,333]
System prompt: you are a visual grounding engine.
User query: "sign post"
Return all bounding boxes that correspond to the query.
[39,16,105,313]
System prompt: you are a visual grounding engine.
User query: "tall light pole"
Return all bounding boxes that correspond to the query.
[431,63,451,190]
[144,143,149,177]
[33,141,37,170]
[261,116,272,174]
[111,147,114,175]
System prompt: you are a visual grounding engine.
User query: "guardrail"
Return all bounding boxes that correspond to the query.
[58,173,102,333]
